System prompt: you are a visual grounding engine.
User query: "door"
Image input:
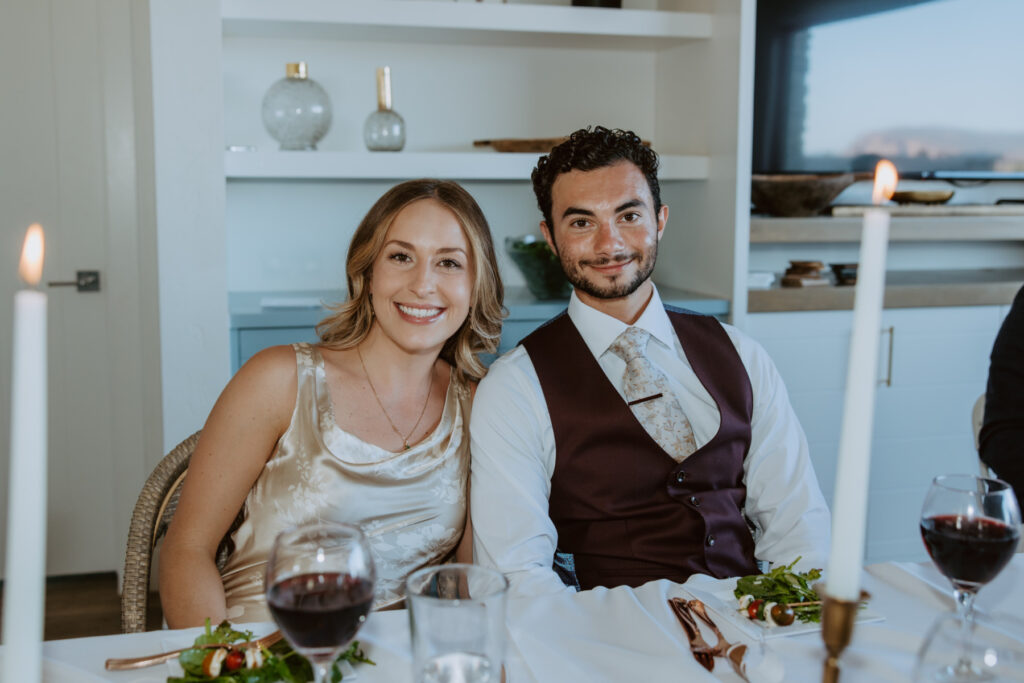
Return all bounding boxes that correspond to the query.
[0,0,162,576]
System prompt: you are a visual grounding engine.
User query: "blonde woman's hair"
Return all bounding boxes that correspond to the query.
[317,179,504,383]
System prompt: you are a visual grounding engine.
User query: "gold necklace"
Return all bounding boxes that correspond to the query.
[357,346,432,450]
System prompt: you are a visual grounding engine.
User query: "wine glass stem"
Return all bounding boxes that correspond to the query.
[311,659,332,683]
[953,587,977,675]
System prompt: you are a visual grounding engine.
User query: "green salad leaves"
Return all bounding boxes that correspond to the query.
[732,557,823,624]
[169,620,374,683]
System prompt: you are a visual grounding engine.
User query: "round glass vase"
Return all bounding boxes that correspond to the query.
[261,62,333,151]
[364,66,405,151]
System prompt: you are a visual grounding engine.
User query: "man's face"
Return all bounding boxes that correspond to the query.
[541,160,667,307]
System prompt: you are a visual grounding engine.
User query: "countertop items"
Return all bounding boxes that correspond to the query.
[781,261,829,288]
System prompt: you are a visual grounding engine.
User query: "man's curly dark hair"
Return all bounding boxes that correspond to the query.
[531,126,661,233]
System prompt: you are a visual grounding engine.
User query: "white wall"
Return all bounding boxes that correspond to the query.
[149,0,231,450]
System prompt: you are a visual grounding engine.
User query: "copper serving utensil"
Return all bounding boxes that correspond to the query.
[667,598,715,672]
[104,629,283,671]
[687,599,749,683]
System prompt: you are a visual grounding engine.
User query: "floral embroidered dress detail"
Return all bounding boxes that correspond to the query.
[220,343,470,621]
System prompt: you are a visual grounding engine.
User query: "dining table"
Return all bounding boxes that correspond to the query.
[6,556,1023,682]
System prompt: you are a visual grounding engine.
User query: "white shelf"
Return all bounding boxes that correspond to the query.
[224,150,709,181]
[750,215,1024,243]
[221,0,712,48]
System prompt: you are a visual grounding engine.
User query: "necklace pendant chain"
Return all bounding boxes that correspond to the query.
[358,346,432,451]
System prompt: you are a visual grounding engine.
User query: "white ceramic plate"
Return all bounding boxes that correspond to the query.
[0,652,107,682]
[680,577,884,641]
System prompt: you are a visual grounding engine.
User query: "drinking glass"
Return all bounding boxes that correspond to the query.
[406,563,509,683]
[914,612,1024,683]
[265,522,377,683]
[919,475,1021,681]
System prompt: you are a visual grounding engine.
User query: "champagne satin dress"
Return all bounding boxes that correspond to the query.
[220,343,471,622]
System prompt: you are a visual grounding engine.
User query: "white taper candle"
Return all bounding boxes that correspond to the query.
[826,162,897,601]
[3,223,48,683]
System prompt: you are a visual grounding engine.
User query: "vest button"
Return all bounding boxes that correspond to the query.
[706,534,716,546]
[675,471,686,484]
[689,495,700,507]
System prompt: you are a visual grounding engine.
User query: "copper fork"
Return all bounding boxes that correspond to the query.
[687,599,750,683]
[667,598,715,672]
[104,629,283,671]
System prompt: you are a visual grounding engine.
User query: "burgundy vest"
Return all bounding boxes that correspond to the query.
[522,308,758,589]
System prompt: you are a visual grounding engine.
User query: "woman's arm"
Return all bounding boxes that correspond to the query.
[159,346,297,628]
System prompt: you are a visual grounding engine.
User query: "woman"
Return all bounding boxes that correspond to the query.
[160,179,503,627]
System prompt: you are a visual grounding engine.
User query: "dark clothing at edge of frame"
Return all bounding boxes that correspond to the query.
[980,283,1024,511]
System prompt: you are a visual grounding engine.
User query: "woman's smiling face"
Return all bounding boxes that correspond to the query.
[368,198,474,357]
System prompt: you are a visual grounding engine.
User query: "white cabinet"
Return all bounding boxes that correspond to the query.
[747,306,1005,564]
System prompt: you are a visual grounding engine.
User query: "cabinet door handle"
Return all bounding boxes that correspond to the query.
[878,325,895,387]
[47,270,101,292]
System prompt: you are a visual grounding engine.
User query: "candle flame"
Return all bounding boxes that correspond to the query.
[18,223,45,286]
[871,160,899,205]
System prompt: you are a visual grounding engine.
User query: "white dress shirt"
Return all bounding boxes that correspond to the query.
[470,285,831,597]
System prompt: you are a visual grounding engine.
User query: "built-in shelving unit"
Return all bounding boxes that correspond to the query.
[221,0,712,46]
[225,150,710,181]
[218,0,752,317]
[747,213,1024,312]
[750,215,1024,244]
[748,268,1024,313]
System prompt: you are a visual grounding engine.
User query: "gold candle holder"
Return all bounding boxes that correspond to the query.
[821,594,859,683]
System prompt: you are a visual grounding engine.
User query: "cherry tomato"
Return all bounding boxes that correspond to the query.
[770,603,795,626]
[224,649,245,671]
[747,599,764,619]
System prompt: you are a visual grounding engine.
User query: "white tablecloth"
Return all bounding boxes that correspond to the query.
[13,557,1024,682]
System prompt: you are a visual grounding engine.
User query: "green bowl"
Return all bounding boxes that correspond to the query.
[505,236,572,300]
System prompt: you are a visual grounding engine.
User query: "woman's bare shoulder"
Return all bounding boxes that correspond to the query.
[219,345,299,418]
[242,344,300,377]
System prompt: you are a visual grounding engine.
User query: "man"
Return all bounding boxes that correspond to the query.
[980,283,1024,511]
[470,126,830,596]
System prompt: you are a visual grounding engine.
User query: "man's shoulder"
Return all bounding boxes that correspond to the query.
[675,316,776,376]
[519,311,571,346]
[472,344,551,439]
[477,345,539,398]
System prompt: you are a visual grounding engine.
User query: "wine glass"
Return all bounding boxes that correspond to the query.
[265,522,376,683]
[919,474,1021,682]
[914,612,1024,683]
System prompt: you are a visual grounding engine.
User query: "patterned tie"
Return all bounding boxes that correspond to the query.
[608,326,697,461]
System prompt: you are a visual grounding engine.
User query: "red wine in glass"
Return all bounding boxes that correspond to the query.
[920,515,1019,590]
[918,475,1021,682]
[266,523,376,683]
[268,572,374,654]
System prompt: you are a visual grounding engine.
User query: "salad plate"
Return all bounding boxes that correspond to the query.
[160,629,358,680]
[679,576,884,641]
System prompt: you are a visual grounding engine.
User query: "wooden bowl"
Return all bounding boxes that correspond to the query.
[474,138,568,153]
[751,173,858,217]
[891,190,954,205]
[474,137,651,154]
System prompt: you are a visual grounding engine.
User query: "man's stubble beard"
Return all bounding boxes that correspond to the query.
[555,239,658,300]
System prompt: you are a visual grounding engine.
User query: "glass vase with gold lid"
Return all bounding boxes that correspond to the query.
[363,66,406,152]
[261,62,333,151]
